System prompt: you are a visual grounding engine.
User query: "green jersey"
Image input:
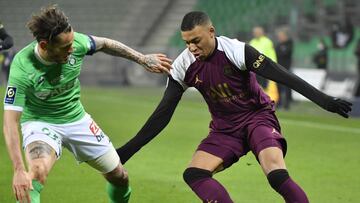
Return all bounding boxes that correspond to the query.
[4,32,96,124]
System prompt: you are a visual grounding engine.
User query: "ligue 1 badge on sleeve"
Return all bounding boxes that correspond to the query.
[68,55,76,66]
[5,86,17,104]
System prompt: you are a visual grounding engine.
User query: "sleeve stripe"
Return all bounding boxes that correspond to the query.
[4,105,23,111]
[217,36,246,70]
[86,35,96,55]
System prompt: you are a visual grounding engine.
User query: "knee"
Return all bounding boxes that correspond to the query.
[258,147,286,174]
[30,163,49,184]
[105,165,129,186]
[267,169,289,192]
[183,167,212,185]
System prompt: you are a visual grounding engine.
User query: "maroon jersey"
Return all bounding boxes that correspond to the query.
[170,36,274,133]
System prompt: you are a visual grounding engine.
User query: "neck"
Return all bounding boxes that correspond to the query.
[35,43,55,65]
[37,45,53,62]
[208,38,216,57]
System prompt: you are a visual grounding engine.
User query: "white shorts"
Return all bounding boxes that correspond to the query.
[21,113,120,173]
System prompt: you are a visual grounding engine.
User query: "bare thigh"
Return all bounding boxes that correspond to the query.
[188,150,224,173]
[258,147,286,175]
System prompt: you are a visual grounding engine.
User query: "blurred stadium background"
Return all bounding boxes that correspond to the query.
[1,0,360,86]
[0,0,360,202]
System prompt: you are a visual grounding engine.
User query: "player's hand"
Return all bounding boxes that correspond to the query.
[326,97,352,118]
[142,54,172,74]
[13,170,33,203]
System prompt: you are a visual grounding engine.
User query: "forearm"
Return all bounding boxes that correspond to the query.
[256,59,329,107]
[92,36,146,65]
[245,44,329,108]
[117,78,184,163]
[3,110,25,171]
[120,99,178,161]
[3,125,25,171]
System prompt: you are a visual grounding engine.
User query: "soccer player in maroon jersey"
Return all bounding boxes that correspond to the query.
[117,11,352,203]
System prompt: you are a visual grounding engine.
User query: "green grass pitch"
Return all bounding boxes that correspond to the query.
[0,87,359,202]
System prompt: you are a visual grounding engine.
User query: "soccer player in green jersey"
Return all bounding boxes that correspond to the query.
[3,5,171,203]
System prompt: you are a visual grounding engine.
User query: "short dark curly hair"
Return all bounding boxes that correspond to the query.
[27,5,72,44]
[181,11,211,31]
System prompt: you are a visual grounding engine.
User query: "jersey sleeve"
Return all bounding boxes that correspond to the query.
[116,76,184,164]
[73,32,96,56]
[217,36,247,71]
[170,49,195,90]
[244,44,268,71]
[3,58,29,111]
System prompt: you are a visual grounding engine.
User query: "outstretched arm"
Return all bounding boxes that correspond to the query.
[91,35,172,74]
[3,110,33,202]
[116,77,184,164]
[245,44,352,118]
[0,26,14,51]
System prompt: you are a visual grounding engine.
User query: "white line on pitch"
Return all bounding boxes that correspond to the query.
[281,119,360,134]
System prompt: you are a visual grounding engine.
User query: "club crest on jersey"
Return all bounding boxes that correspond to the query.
[5,86,16,104]
[68,55,76,66]
[223,65,234,76]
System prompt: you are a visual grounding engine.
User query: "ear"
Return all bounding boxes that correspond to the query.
[39,40,49,50]
[209,25,215,38]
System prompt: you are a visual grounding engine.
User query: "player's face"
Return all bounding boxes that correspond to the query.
[181,24,216,60]
[46,29,74,64]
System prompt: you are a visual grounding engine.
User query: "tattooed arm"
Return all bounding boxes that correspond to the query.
[3,110,32,202]
[91,36,172,74]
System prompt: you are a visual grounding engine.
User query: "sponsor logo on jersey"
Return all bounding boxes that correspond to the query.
[207,83,246,103]
[34,80,76,100]
[42,127,61,145]
[89,121,100,135]
[89,121,104,142]
[28,73,36,80]
[50,75,64,85]
[34,91,51,100]
[253,54,265,69]
[4,86,16,104]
